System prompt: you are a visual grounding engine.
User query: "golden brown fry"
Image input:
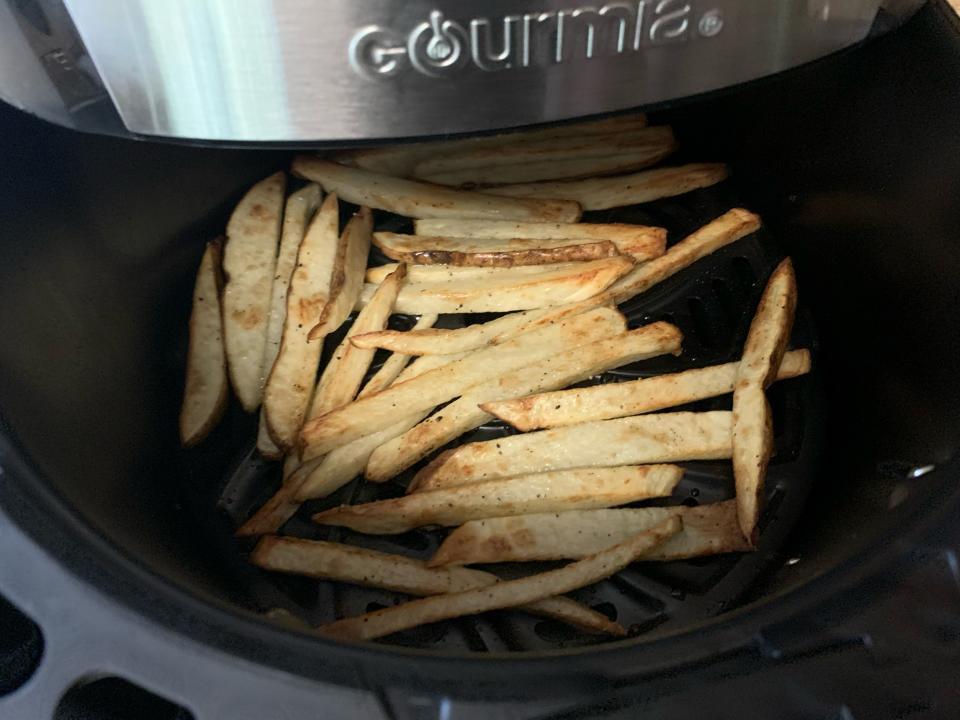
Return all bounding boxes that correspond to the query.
[484,349,811,432]
[180,240,228,447]
[733,258,798,543]
[357,313,439,398]
[411,411,733,493]
[430,501,748,566]
[251,536,624,636]
[221,171,286,411]
[485,164,728,211]
[292,157,582,222]
[313,465,682,534]
[317,518,681,641]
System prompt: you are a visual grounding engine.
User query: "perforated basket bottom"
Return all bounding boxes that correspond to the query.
[190,179,820,653]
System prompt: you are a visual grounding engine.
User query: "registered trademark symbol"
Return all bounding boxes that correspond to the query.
[698,9,724,37]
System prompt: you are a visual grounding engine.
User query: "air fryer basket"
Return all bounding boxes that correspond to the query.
[1,1,959,716]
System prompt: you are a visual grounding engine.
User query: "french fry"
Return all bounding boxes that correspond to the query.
[314,465,683,534]
[293,351,469,501]
[350,301,601,356]
[373,231,619,267]
[309,264,406,414]
[413,126,675,176]
[430,500,748,566]
[180,240,228,447]
[292,157,582,222]
[365,323,683,482]
[366,261,583,284]
[318,518,681,641]
[420,149,676,187]
[308,206,372,340]
[257,184,324,458]
[604,208,761,305]
[411,411,733,493]
[332,113,648,176]
[262,194,340,450]
[250,537,625,636]
[352,256,634,315]
[412,219,667,262]
[357,313,439,398]
[733,258,798,542]
[221,171,286,411]
[484,349,811,431]
[485,164,728,211]
[299,306,626,459]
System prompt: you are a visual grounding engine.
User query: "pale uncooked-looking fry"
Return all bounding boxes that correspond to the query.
[292,157,582,223]
[332,113,648,176]
[357,313,439,398]
[262,194,340,450]
[353,256,633,315]
[420,151,676,187]
[294,351,468,501]
[258,184,324,458]
[365,323,683,482]
[484,349,811,432]
[250,537,624,636]
[733,258,798,543]
[350,301,601,356]
[413,219,667,262]
[366,262,580,284]
[180,240,228,447]
[310,264,406,414]
[411,411,733,493]
[485,164,728,211]
[221,171,286,411]
[604,208,761,305]
[373,231,619,267]
[413,126,675,176]
[314,465,683,534]
[318,518,681,641]
[299,306,626,459]
[430,501,748,566]
[308,207,373,340]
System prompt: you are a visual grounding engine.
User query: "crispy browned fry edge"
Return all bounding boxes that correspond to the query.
[373,235,619,267]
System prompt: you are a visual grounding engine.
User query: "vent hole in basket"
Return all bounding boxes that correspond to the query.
[0,594,44,697]
[55,677,195,720]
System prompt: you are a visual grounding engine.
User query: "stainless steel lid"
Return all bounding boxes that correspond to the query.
[0,0,925,144]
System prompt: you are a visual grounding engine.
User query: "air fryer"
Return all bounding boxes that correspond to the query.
[0,2,958,719]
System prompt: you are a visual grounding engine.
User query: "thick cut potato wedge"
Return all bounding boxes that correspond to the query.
[350,301,601,356]
[373,231,619,267]
[180,240,228,447]
[430,500,748,566]
[604,208,761,305]
[365,323,683,482]
[332,113,648,176]
[314,465,683,534]
[222,171,286,411]
[294,351,468,500]
[308,264,406,414]
[262,194,340,450]
[413,219,667,262]
[357,313,439,398]
[299,306,626,459]
[366,262,581,284]
[318,518,680,641]
[308,206,373,340]
[484,349,811,431]
[251,537,624,636]
[257,184,323,458]
[485,164,728,211]
[292,157,582,222]
[411,411,733,493]
[413,126,675,176]
[420,150,676,187]
[352,256,634,315]
[733,258,798,542]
